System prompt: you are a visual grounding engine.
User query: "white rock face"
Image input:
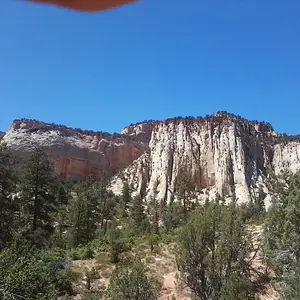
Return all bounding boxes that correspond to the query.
[273,142,300,174]
[112,115,300,209]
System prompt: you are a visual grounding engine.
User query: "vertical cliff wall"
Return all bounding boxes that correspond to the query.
[111,114,300,207]
[2,114,300,207]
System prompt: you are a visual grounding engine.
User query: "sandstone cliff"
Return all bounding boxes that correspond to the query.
[2,113,300,207]
[111,113,300,208]
[3,119,147,179]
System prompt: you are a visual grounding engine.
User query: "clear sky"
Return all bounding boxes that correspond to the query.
[1,0,299,134]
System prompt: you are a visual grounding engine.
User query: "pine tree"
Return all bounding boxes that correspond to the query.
[19,146,58,247]
[108,221,127,264]
[0,143,17,249]
[174,167,195,221]
[247,186,266,220]
[82,187,100,245]
[67,192,86,248]
[263,170,300,272]
[130,195,150,235]
[263,197,289,276]
[176,203,254,300]
[68,182,99,247]
[53,183,69,248]
[149,197,159,234]
[121,182,131,215]
[67,179,118,247]
[255,186,266,214]
[283,171,300,264]
[97,180,117,234]
[162,201,182,230]
[263,170,300,297]
[265,166,291,206]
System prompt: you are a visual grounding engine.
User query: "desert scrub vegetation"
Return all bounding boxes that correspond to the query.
[0,142,299,299]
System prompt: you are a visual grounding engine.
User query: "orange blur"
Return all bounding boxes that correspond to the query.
[26,0,138,12]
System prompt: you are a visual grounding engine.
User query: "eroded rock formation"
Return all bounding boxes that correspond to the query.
[2,113,300,207]
[111,113,300,208]
[3,119,147,179]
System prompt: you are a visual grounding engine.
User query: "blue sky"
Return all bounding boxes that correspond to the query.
[1,0,299,134]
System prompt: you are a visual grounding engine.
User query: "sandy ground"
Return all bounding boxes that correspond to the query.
[249,225,280,300]
[159,271,190,300]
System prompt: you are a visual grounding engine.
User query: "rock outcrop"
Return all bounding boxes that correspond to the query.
[2,113,300,207]
[3,119,147,179]
[111,113,300,207]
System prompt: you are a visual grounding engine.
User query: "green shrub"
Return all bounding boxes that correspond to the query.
[280,267,300,300]
[95,252,110,265]
[0,243,74,299]
[40,248,74,295]
[82,291,105,300]
[82,246,94,259]
[71,246,94,260]
[90,231,110,252]
[107,255,160,300]
[148,234,160,252]
[219,274,255,300]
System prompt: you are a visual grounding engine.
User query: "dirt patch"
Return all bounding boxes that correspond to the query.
[247,225,280,300]
[69,227,280,300]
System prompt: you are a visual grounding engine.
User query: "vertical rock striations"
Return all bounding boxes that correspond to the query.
[111,113,300,207]
[2,113,300,207]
